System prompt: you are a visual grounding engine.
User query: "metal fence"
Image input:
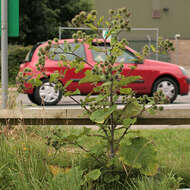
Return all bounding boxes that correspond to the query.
[58,27,169,62]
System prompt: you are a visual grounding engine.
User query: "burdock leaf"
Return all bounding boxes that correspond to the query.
[119,136,159,176]
[121,101,143,119]
[123,118,137,127]
[120,88,132,95]
[85,169,101,181]
[90,105,117,124]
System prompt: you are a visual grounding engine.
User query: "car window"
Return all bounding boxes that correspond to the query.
[49,43,86,61]
[25,43,42,62]
[25,50,31,62]
[91,46,137,63]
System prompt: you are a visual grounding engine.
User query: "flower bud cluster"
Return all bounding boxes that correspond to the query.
[108,8,131,32]
[153,90,169,104]
[72,10,97,27]
[158,38,174,52]
[142,45,150,57]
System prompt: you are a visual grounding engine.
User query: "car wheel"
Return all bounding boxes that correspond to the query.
[152,77,178,103]
[27,93,38,104]
[34,79,62,106]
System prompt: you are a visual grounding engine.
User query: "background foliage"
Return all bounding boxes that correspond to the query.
[0,45,31,84]
[10,0,92,45]
[3,0,92,84]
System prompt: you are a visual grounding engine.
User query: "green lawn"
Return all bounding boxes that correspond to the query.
[0,125,189,189]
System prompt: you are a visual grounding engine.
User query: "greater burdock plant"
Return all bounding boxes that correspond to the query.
[19,8,174,188]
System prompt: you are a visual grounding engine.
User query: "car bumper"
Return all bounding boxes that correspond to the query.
[23,82,34,94]
[180,77,190,95]
[186,78,190,84]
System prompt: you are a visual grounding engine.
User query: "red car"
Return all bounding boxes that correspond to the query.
[18,39,190,105]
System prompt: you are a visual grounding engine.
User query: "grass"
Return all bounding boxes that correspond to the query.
[0,88,20,109]
[141,129,190,188]
[0,125,83,190]
[0,125,189,189]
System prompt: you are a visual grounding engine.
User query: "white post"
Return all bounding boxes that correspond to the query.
[156,29,159,60]
[1,0,8,109]
[59,26,62,40]
[175,34,181,65]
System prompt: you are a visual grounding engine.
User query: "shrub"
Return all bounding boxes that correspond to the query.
[0,45,31,84]
[23,7,174,189]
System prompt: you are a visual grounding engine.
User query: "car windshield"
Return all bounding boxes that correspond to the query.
[91,46,137,63]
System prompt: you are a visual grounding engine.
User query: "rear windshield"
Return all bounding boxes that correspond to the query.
[24,43,42,62]
[24,50,32,62]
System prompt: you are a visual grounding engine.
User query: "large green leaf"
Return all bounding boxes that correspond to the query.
[89,142,107,156]
[90,105,117,124]
[121,101,143,119]
[85,169,101,181]
[104,174,120,183]
[120,88,132,95]
[123,118,137,127]
[119,137,159,176]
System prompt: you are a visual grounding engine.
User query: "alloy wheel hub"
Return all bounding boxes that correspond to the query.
[39,82,59,103]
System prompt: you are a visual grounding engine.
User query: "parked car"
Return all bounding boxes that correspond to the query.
[18,39,190,105]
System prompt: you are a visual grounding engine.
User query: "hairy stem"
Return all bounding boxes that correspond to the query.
[110,76,115,159]
[74,142,103,165]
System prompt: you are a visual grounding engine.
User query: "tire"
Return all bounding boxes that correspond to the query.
[27,93,38,104]
[152,77,178,103]
[34,79,62,106]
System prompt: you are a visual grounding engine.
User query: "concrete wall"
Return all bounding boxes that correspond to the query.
[94,0,190,39]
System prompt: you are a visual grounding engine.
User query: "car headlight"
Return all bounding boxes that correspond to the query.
[179,66,189,76]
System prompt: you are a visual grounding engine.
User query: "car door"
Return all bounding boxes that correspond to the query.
[118,49,152,94]
[47,42,94,94]
[89,44,151,94]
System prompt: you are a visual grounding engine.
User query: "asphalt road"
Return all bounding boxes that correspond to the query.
[17,93,190,106]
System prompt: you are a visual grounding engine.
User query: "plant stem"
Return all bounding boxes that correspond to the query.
[69,96,91,114]
[110,76,115,159]
[117,126,130,145]
[74,142,103,165]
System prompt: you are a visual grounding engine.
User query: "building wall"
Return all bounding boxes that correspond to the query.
[94,0,190,39]
[170,40,190,70]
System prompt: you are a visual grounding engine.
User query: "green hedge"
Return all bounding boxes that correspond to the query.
[0,45,32,84]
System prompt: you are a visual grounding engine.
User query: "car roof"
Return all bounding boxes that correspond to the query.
[41,39,137,55]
